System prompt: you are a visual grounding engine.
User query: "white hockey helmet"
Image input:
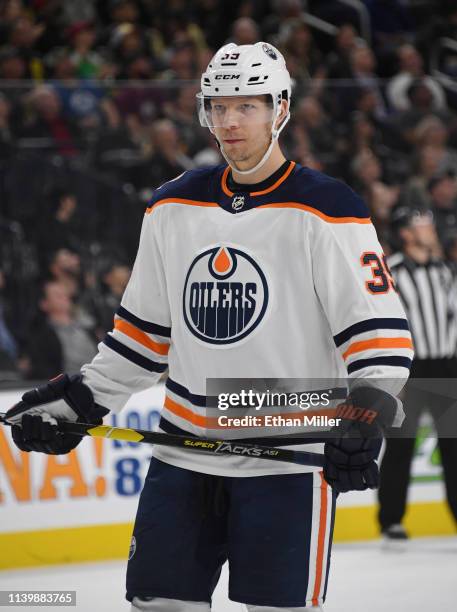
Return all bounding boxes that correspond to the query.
[197,42,292,174]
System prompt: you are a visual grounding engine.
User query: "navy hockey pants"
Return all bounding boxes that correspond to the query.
[126,458,336,608]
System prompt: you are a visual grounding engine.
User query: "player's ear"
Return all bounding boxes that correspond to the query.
[275,99,289,130]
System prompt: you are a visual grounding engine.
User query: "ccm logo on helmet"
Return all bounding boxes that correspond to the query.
[215,74,240,80]
[183,246,269,345]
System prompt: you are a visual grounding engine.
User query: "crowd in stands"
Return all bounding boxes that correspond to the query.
[1,0,457,380]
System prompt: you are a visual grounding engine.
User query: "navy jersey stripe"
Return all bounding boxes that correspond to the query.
[104,334,168,373]
[334,318,410,347]
[117,306,171,338]
[347,356,412,374]
[166,377,208,407]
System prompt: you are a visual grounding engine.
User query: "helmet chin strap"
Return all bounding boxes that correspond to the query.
[214,103,290,177]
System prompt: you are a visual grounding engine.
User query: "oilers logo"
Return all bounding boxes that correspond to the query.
[183,246,269,345]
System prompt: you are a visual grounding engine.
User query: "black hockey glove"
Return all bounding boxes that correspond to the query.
[5,374,109,455]
[323,386,397,493]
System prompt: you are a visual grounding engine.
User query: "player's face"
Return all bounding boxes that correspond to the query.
[209,96,275,168]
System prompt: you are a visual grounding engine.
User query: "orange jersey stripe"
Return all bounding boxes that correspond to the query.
[221,161,296,197]
[164,395,337,429]
[146,198,219,214]
[312,472,328,607]
[261,202,372,224]
[342,337,413,361]
[164,395,209,428]
[221,166,232,197]
[114,319,169,356]
[251,161,296,196]
[146,196,371,224]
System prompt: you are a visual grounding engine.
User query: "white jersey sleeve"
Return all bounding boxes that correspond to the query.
[309,182,413,396]
[82,211,171,412]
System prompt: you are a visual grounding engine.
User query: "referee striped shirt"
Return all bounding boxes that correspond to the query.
[388,253,457,359]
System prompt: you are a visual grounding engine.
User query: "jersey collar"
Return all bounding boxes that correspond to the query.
[221,160,295,198]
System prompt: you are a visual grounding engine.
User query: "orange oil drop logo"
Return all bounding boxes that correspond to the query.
[213,247,232,274]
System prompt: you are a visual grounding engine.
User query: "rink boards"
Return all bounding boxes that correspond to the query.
[0,385,454,569]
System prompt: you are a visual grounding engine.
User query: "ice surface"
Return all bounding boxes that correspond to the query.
[0,537,455,612]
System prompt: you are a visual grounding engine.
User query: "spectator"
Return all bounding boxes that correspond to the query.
[229,17,259,46]
[145,118,194,189]
[347,44,387,119]
[325,23,360,80]
[24,280,97,379]
[0,93,13,159]
[289,96,337,171]
[413,116,457,174]
[67,21,104,79]
[261,0,303,43]
[398,145,442,211]
[164,83,208,157]
[428,171,457,244]
[161,41,198,81]
[279,19,323,79]
[350,146,400,246]
[47,248,82,300]
[387,44,446,112]
[35,191,83,268]
[82,262,131,338]
[19,85,81,156]
[0,269,20,378]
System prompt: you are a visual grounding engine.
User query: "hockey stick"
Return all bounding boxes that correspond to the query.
[0,412,325,468]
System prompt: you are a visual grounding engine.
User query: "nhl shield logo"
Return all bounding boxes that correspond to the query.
[183,246,269,345]
[232,195,245,211]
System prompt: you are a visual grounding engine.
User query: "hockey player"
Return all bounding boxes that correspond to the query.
[5,42,413,611]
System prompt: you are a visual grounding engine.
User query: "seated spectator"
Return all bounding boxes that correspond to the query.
[145,119,194,189]
[325,23,360,79]
[349,147,400,245]
[161,40,199,81]
[346,44,387,119]
[35,191,82,268]
[164,83,208,157]
[279,18,323,78]
[47,248,82,301]
[229,17,259,46]
[24,280,97,379]
[288,96,338,172]
[398,145,441,210]
[67,21,103,79]
[261,0,303,43]
[0,46,31,129]
[19,85,81,156]
[428,171,457,244]
[0,268,20,379]
[413,116,457,174]
[93,98,145,186]
[82,261,131,339]
[387,44,447,112]
[385,79,453,153]
[0,93,13,159]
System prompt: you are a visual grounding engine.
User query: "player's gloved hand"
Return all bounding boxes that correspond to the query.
[5,373,109,455]
[323,386,397,493]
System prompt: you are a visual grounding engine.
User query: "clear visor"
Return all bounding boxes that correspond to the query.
[197,94,276,129]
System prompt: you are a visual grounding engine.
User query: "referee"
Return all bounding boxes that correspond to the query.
[378,207,457,540]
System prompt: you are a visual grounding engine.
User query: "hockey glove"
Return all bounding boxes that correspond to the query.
[5,374,109,455]
[323,386,397,493]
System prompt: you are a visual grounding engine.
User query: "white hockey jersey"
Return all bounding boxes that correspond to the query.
[82,161,413,476]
